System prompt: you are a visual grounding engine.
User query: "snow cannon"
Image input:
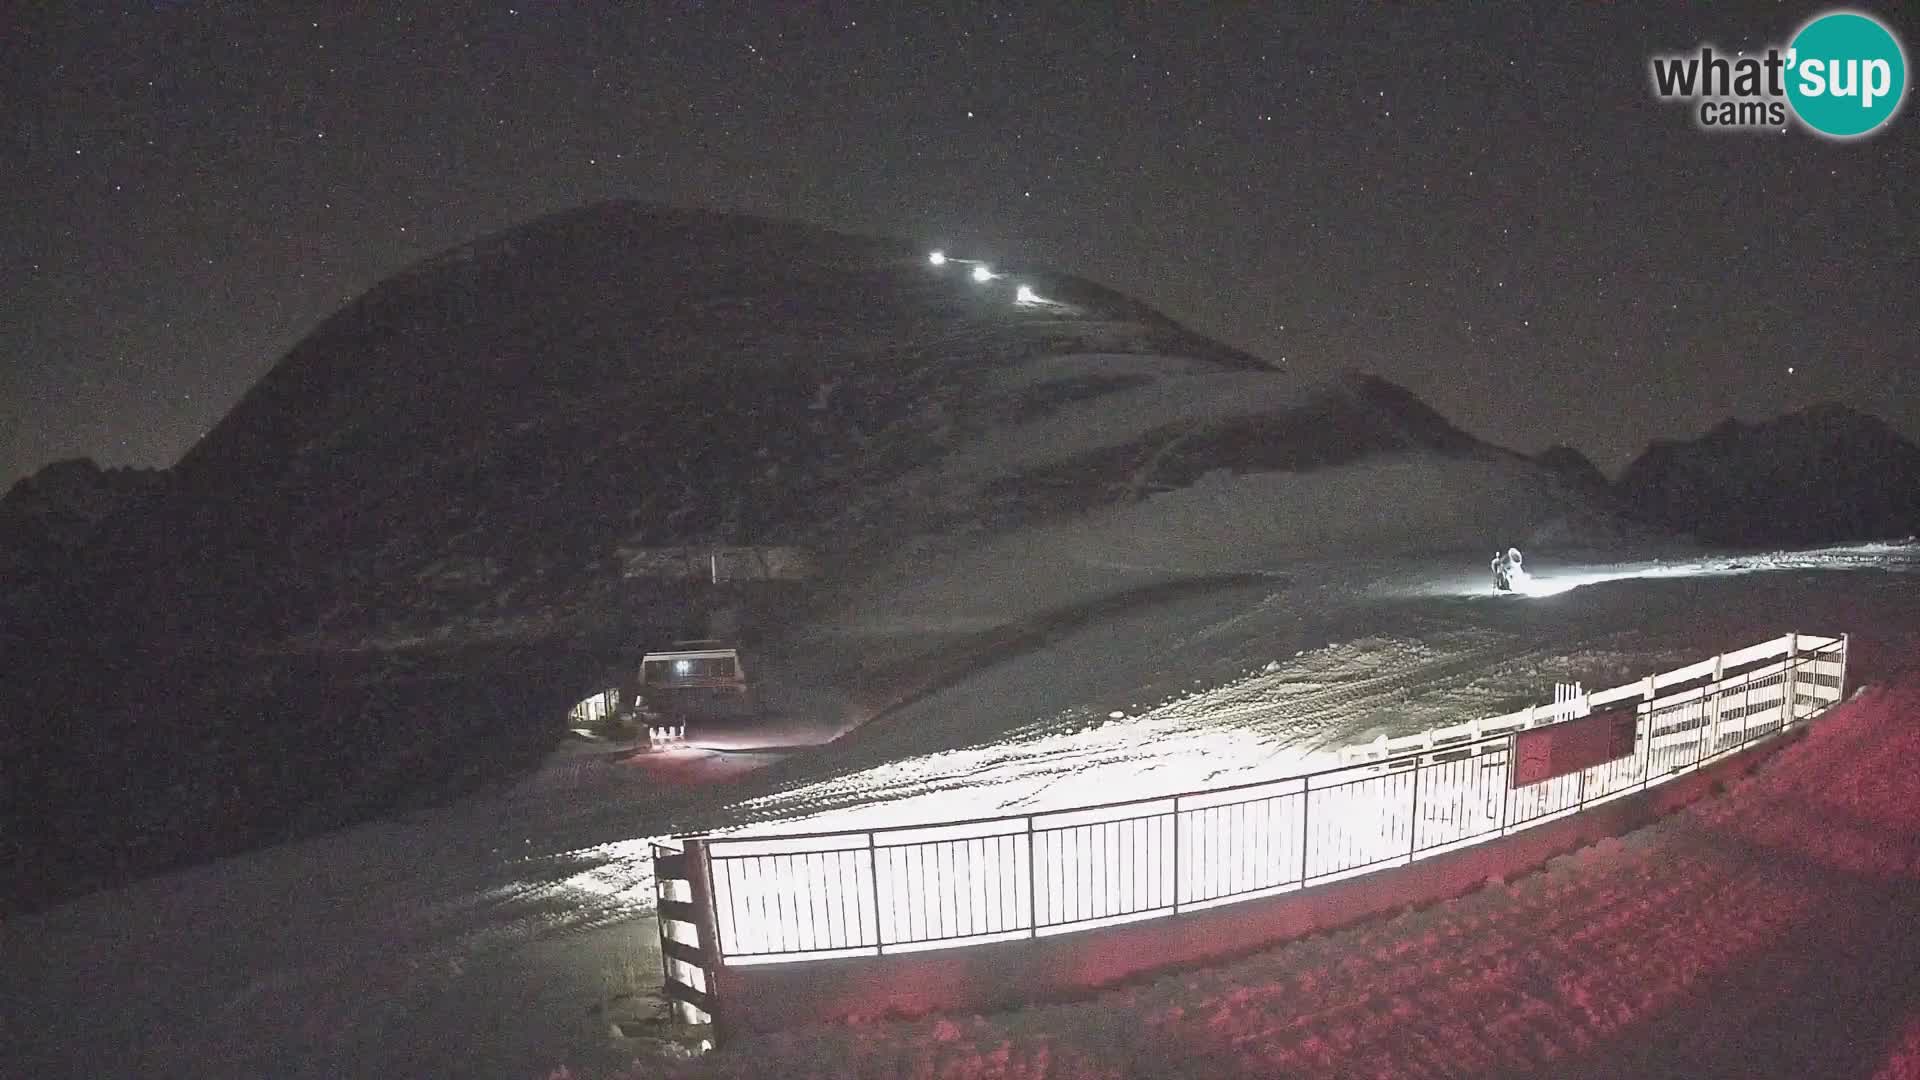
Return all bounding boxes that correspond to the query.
[1492,547,1528,593]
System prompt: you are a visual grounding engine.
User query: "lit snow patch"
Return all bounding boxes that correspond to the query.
[721,720,1330,840]
[1015,283,1038,304]
[1512,568,1618,597]
[1508,564,1694,599]
[1397,542,1920,602]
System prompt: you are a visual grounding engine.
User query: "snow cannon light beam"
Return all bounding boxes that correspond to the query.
[928,249,986,267]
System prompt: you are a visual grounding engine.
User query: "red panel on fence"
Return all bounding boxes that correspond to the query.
[1510,709,1637,787]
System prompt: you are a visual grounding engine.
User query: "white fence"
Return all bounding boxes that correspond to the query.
[658,633,1847,983]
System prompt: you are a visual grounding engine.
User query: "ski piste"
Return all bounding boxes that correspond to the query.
[6,542,1913,1078]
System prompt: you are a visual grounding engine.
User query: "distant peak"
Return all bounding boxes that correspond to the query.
[1332,372,1479,452]
[1796,400,1872,424]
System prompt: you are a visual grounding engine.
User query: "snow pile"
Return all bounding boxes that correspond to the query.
[644,653,1920,1080]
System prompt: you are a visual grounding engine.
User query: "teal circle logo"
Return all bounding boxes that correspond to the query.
[1786,11,1907,137]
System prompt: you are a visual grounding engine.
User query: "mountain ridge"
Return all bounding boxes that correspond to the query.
[0,201,1623,911]
[1618,401,1920,546]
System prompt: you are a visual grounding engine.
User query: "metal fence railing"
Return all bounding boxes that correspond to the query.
[657,633,1847,977]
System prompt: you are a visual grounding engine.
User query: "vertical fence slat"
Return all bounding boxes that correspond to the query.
[1172,799,1184,910]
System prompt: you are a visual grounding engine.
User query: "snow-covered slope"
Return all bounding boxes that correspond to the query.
[0,202,1623,912]
[2,548,1914,1080]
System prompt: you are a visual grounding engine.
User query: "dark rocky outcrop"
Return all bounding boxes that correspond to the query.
[0,459,167,638]
[1,458,167,572]
[1534,444,1609,493]
[1617,403,1920,547]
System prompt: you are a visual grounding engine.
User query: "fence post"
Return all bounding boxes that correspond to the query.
[1026,816,1040,934]
[1783,635,1800,726]
[1739,673,1755,747]
[1299,780,1312,883]
[1707,652,1726,756]
[1839,633,1851,702]
[1499,735,1513,835]
[1638,672,1657,790]
[1408,755,1422,860]
[1170,798,1181,912]
[864,835,882,950]
[1688,694,1709,770]
[682,838,727,1042]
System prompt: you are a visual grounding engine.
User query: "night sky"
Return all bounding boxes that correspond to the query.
[7,3,1916,486]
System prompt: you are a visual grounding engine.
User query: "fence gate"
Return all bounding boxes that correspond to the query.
[650,839,722,1032]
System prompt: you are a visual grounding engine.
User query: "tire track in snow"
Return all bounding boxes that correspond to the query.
[708,626,1570,832]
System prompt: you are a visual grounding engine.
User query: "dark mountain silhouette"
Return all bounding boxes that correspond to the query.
[1617,403,1920,547]
[1,458,168,551]
[0,202,1619,911]
[1534,445,1609,492]
[0,459,168,644]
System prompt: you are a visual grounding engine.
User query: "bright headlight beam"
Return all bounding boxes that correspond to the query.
[1015,284,1037,304]
[1508,567,1578,597]
[971,265,996,282]
[928,250,946,266]
[1402,541,1918,603]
